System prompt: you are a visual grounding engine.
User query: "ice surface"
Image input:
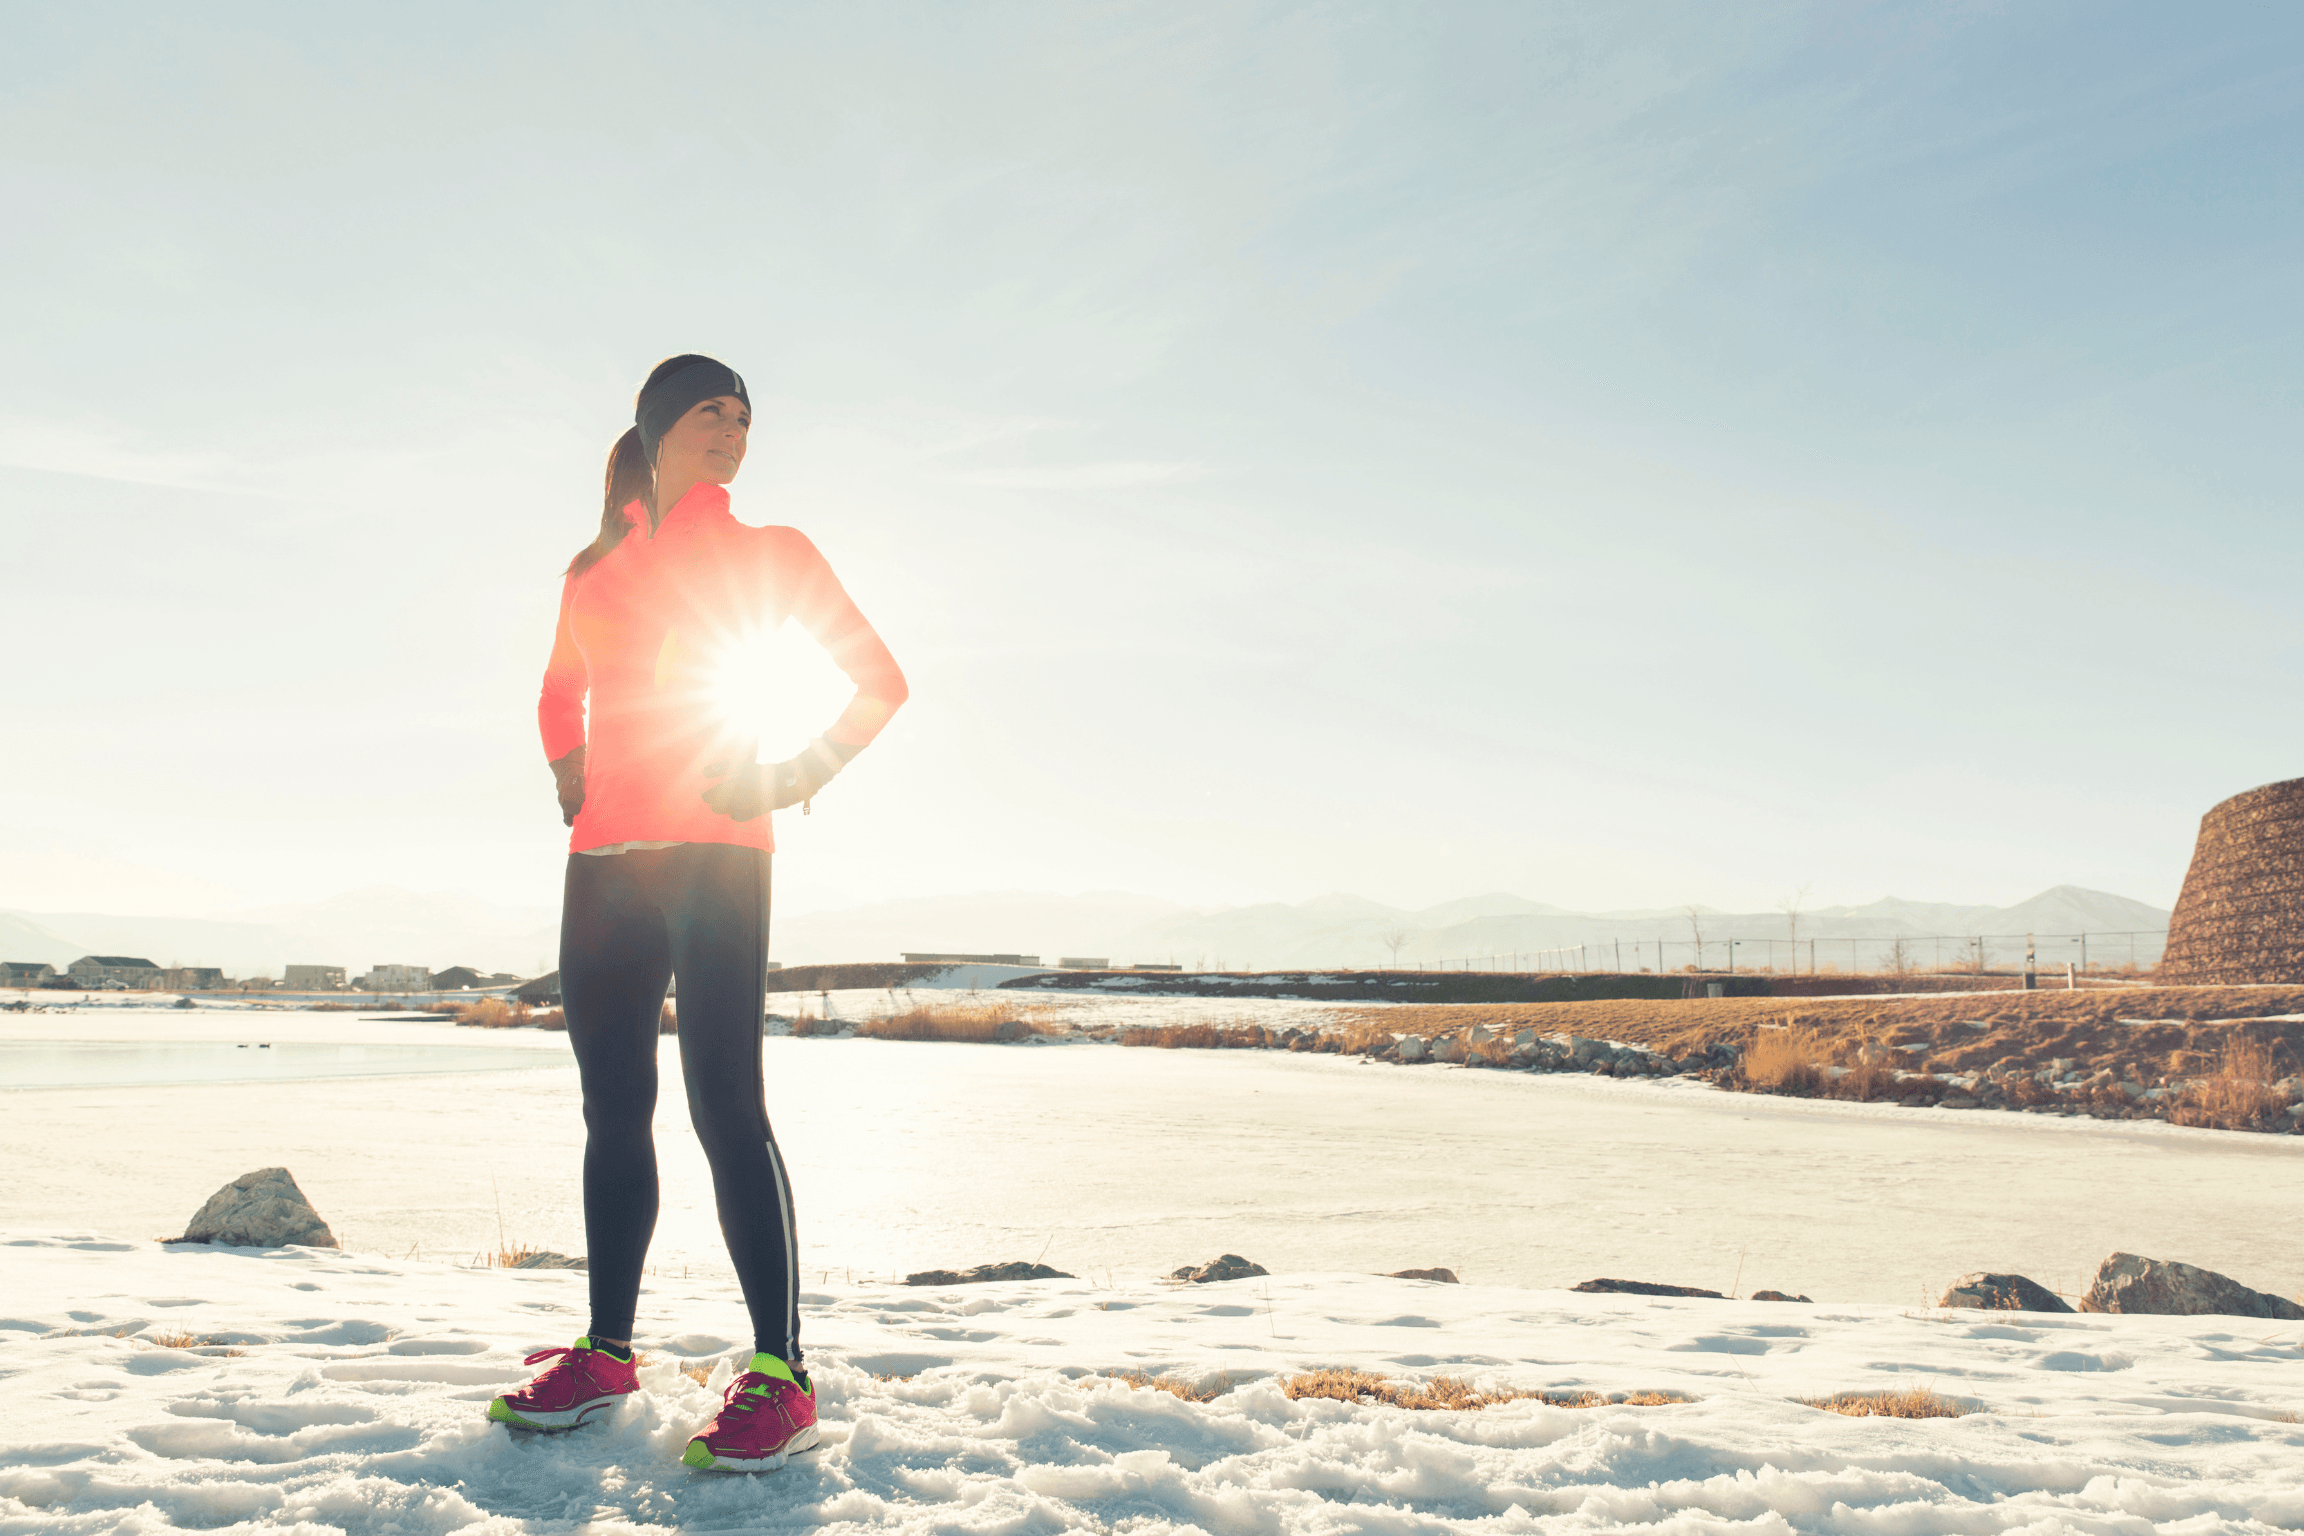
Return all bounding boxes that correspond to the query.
[6,1009,2304,1304]
[5,1234,2304,1533]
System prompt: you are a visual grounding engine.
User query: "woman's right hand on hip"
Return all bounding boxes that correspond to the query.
[550,746,587,827]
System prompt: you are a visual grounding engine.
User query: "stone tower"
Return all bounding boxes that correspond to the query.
[2159,777,2304,985]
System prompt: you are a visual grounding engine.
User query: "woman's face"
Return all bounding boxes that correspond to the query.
[657,394,750,488]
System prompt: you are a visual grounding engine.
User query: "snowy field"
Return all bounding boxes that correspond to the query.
[9,1233,2304,1533]
[11,1001,2304,1530]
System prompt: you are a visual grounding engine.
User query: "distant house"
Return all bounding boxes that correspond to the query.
[431,965,490,991]
[161,967,226,991]
[356,964,432,993]
[513,971,561,1004]
[900,953,1042,966]
[67,955,162,989]
[283,964,346,991]
[2,961,55,986]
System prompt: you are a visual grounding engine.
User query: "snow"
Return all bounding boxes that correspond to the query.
[12,1002,2304,1530]
[9,1234,2304,1533]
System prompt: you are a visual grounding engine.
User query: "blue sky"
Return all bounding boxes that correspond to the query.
[3,2,2299,921]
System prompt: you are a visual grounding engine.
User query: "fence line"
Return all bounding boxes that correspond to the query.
[1412,930,2168,976]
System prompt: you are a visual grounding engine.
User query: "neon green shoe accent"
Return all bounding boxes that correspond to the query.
[682,1437,717,1469]
[488,1397,543,1429]
[740,1352,799,1391]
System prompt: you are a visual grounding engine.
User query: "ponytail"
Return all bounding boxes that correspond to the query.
[568,426,654,576]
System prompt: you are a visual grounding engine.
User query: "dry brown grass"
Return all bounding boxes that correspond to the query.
[2172,1034,2295,1129]
[1740,1026,1826,1094]
[1279,1369,1690,1411]
[1802,1385,1970,1418]
[147,1327,244,1355]
[681,1361,712,1386]
[1120,1023,1280,1050]
[1110,1370,1230,1402]
[455,998,533,1028]
[855,999,1050,1043]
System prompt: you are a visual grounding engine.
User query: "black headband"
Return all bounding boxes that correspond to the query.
[636,357,750,461]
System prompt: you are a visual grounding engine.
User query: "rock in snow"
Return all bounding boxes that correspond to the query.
[906,1261,1073,1286]
[1749,1290,1813,1303]
[175,1167,336,1249]
[1571,1278,1727,1298]
[1940,1271,2075,1313]
[506,1251,588,1270]
[1386,1267,1461,1283]
[2081,1251,2304,1318]
[1171,1254,1269,1283]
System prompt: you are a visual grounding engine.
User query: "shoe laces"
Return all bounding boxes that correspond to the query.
[723,1370,803,1416]
[521,1345,606,1388]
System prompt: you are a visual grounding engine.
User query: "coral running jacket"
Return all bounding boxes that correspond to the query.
[538,484,907,854]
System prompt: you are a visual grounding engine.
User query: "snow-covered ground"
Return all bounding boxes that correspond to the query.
[8,1233,2304,1533]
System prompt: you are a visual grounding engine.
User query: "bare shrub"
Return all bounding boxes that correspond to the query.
[658,1002,676,1035]
[455,998,532,1028]
[1740,1024,1825,1095]
[1802,1385,1969,1418]
[859,999,1041,1043]
[2173,1035,2292,1129]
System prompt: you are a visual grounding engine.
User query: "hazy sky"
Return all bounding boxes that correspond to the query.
[4,2,2300,922]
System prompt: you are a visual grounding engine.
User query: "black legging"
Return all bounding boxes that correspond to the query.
[559,842,801,1362]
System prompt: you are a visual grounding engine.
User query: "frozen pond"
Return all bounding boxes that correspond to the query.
[0,1037,560,1089]
[4,1007,2300,1303]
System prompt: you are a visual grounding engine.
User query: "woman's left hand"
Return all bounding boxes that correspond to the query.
[701,747,837,821]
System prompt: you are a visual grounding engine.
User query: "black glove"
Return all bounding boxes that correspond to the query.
[702,739,846,822]
[549,746,586,827]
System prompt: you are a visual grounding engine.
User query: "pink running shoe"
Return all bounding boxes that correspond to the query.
[681,1353,819,1471]
[487,1338,639,1432]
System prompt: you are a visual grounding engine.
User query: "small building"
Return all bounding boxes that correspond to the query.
[283,964,346,991]
[1056,957,1110,970]
[900,952,1042,966]
[431,965,490,991]
[67,955,162,989]
[161,967,226,992]
[357,964,432,993]
[513,970,561,1004]
[2,961,56,986]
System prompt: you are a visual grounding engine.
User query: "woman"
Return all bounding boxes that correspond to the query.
[487,354,907,1472]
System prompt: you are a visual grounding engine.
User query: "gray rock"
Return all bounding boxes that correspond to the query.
[1938,1272,2073,1312]
[2080,1252,2304,1319]
[1170,1253,1268,1284]
[1395,1035,1428,1063]
[178,1167,337,1249]
[507,1251,588,1270]
[1386,1268,1460,1283]
[905,1260,1073,1286]
[1570,1277,1725,1298]
[1750,1290,1813,1303]
[1939,1096,1982,1110]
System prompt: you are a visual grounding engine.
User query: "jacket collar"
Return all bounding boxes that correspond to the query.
[622,480,731,535]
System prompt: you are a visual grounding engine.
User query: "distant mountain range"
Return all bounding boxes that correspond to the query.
[1,883,2169,979]
[773,884,2172,971]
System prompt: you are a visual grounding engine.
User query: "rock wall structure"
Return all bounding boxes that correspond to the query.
[2159,777,2304,985]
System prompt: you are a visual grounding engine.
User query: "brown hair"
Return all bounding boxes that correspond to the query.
[567,426,655,576]
[567,354,716,576]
